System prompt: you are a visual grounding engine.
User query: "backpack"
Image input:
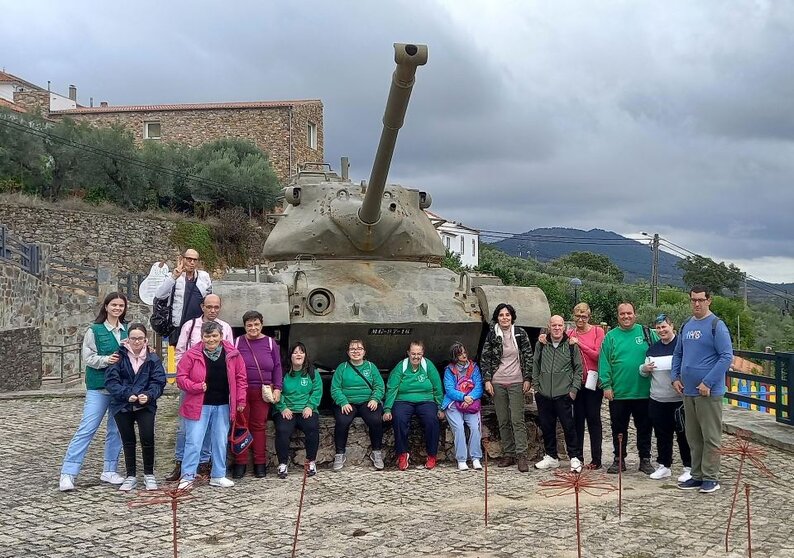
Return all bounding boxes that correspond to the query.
[641,325,653,347]
[536,337,577,372]
[149,284,176,336]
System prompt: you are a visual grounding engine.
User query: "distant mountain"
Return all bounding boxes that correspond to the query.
[490,227,684,285]
[489,228,792,307]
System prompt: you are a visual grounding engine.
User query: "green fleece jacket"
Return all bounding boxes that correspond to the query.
[331,360,385,406]
[598,325,657,400]
[532,334,582,398]
[276,369,323,412]
[384,358,443,413]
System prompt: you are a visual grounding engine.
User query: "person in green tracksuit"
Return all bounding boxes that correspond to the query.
[274,342,323,479]
[383,341,444,471]
[599,302,658,475]
[330,339,386,471]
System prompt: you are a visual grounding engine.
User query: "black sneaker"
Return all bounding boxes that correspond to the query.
[678,478,703,490]
[606,458,627,474]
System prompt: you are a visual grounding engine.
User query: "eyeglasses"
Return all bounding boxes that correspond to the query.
[574,315,589,320]
[348,347,364,352]
[690,298,708,303]
[183,256,199,262]
[129,336,146,342]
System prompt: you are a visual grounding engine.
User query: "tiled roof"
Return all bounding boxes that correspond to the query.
[0,98,27,113]
[0,71,45,91]
[52,99,322,115]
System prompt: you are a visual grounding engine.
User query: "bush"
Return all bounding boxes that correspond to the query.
[170,221,218,271]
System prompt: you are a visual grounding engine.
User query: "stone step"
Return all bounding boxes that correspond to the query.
[40,374,82,388]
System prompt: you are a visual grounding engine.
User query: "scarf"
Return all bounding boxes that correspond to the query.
[203,345,223,361]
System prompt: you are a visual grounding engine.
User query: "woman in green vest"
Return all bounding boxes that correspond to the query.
[59,292,129,492]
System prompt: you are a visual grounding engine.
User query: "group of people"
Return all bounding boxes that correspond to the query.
[57,248,734,497]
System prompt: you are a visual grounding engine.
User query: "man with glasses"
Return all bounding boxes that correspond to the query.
[672,286,733,494]
[155,248,213,346]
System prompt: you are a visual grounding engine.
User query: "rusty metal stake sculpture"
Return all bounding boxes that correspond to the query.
[717,429,775,553]
[128,479,204,558]
[539,469,617,558]
[617,432,623,519]
[745,484,753,558]
[483,436,490,526]
[291,461,311,558]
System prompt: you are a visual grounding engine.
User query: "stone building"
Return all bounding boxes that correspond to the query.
[1,70,324,182]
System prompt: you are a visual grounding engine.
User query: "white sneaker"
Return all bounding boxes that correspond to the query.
[177,478,193,490]
[209,477,235,488]
[535,455,560,470]
[472,459,483,470]
[143,475,158,490]
[308,461,317,477]
[457,461,469,471]
[277,464,288,479]
[678,467,692,483]
[333,453,346,472]
[370,450,385,470]
[650,465,672,480]
[119,476,137,491]
[570,457,583,473]
[100,471,125,485]
[59,474,75,492]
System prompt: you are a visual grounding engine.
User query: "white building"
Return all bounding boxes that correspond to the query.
[425,210,480,268]
[0,71,78,113]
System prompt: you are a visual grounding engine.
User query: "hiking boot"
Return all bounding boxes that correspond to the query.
[606,458,627,474]
[254,464,267,478]
[677,478,703,490]
[699,480,721,493]
[472,459,483,470]
[231,464,246,479]
[535,455,560,470]
[307,461,317,477]
[650,465,672,480]
[143,475,158,490]
[333,453,347,472]
[639,458,655,475]
[585,462,602,470]
[118,476,137,492]
[370,450,385,471]
[197,462,211,479]
[425,455,437,470]
[498,455,516,468]
[397,453,410,471]
[516,455,529,472]
[277,464,288,479]
[59,474,75,492]
[165,461,182,482]
[677,467,692,483]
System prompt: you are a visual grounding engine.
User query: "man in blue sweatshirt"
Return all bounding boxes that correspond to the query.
[671,285,733,494]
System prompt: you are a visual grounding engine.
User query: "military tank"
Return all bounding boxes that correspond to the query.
[215,43,550,372]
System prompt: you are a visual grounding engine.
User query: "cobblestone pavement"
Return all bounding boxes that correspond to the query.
[2,394,793,558]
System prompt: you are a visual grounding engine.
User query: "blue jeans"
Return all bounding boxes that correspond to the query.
[445,405,483,462]
[175,391,211,463]
[181,405,230,480]
[61,389,122,476]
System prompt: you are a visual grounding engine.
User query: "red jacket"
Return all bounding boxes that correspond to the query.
[177,340,247,420]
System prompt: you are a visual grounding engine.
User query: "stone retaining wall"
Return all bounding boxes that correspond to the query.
[0,328,42,391]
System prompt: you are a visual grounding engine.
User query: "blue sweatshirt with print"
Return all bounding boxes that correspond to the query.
[671,314,733,397]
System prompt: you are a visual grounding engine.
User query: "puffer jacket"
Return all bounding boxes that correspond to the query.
[176,340,247,420]
[479,322,533,382]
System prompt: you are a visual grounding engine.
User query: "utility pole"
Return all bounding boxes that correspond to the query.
[650,233,659,306]
[743,272,748,308]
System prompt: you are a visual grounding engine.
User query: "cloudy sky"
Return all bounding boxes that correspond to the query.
[2,0,792,282]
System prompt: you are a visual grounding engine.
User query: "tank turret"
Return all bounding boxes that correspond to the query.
[262,43,442,263]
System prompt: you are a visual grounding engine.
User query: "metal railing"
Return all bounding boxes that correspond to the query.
[47,257,99,295]
[0,225,42,276]
[41,342,83,383]
[118,273,147,303]
[725,349,793,426]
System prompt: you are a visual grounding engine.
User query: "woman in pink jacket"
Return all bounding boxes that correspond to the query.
[177,321,246,488]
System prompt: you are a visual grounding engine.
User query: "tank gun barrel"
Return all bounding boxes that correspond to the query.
[359,43,428,225]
